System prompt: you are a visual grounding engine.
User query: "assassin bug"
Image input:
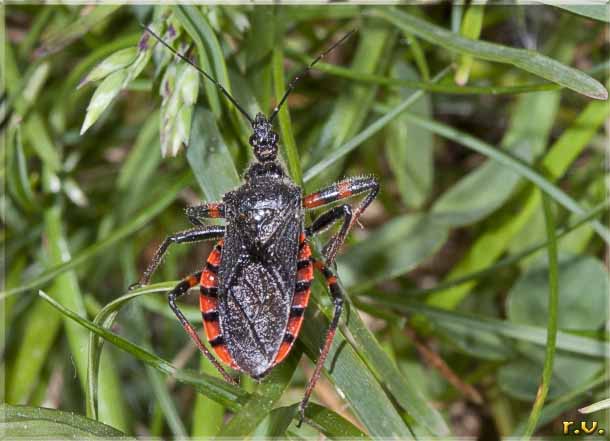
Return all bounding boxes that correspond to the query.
[133,26,379,424]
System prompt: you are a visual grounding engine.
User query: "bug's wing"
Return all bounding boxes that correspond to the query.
[218,217,300,378]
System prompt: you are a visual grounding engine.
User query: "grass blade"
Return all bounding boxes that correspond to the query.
[1,404,131,439]
[0,172,191,299]
[522,192,559,439]
[304,67,450,182]
[374,301,607,359]
[370,7,608,99]
[272,44,302,184]
[402,111,610,245]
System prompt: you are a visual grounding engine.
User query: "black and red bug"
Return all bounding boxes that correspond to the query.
[132,26,379,424]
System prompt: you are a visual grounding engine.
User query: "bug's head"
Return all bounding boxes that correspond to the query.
[250,113,278,162]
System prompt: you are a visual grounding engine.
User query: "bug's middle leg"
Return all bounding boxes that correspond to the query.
[298,258,344,426]
[168,271,237,385]
[134,225,224,288]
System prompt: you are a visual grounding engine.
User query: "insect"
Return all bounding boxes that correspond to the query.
[134,26,379,424]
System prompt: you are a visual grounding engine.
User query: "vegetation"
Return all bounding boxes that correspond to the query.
[2,4,609,439]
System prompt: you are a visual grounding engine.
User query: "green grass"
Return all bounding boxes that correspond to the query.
[3,4,609,439]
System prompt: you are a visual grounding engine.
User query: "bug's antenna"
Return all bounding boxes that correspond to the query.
[269,29,357,123]
[142,24,254,125]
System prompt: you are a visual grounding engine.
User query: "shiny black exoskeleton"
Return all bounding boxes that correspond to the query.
[133,26,379,425]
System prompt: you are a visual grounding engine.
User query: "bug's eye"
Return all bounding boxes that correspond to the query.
[249,135,258,147]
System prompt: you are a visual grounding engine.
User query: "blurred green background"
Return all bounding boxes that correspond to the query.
[2,3,609,439]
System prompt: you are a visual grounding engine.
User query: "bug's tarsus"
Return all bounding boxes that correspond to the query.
[269,28,357,123]
[141,24,254,124]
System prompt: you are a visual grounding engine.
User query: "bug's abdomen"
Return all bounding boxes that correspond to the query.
[199,241,238,369]
[273,233,313,366]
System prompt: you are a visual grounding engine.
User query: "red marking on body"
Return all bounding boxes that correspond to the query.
[204,319,221,341]
[303,193,324,208]
[274,342,292,365]
[214,344,237,368]
[292,289,311,308]
[328,275,338,285]
[287,316,303,336]
[297,265,313,281]
[207,249,221,266]
[298,242,311,260]
[199,294,218,313]
[337,181,352,199]
[200,270,216,288]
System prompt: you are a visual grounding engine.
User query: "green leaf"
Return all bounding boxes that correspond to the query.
[454,3,486,85]
[272,44,302,184]
[370,7,608,100]
[507,255,609,331]
[186,107,240,201]
[1,404,131,439]
[7,127,36,213]
[80,69,128,135]
[535,2,610,23]
[431,90,560,227]
[299,306,414,438]
[376,301,609,359]
[521,192,559,439]
[78,47,138,88]
[422,90,610,309]
[36,5,122,56]
[304,67,450,182]
[174,5,227,119]
[385,61,433,208]
[338,213,448,292]
[0,173,191,299]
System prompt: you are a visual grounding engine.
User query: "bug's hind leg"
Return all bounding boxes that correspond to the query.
[298,258,344,427]
[168,271,237,385]
[303,176,379,265]
[131,225,224,289]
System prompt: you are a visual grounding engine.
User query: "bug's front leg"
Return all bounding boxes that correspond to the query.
[298,258,344,427]
[167,271,237,385]
[131,225,225,289]
[303,176,379,265]
[185,201,225,226]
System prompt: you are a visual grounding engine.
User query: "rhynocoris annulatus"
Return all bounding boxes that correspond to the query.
[132,25,379,425]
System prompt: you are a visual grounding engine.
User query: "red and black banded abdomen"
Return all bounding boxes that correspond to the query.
[199,240,238,369]
[272,233,312,366]
[198,233,313,379]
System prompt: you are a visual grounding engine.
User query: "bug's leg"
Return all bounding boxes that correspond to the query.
[168,271,237,385]
[298,258,344,427]
[303,176,379,264]
[305,204,352,265]
[132,225,224,288]
[185,202,225,226]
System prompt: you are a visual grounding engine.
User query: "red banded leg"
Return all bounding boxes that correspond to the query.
[273,233,313,366]
[186,202,224,226]
[132,225,224,288]
[303,176,379,264]
[168,269,236,384]
[199,241,239,370]
[298,258,344,426]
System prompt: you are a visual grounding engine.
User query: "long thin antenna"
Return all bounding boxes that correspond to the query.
[269,29,357,123]
[142,24,253,125]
